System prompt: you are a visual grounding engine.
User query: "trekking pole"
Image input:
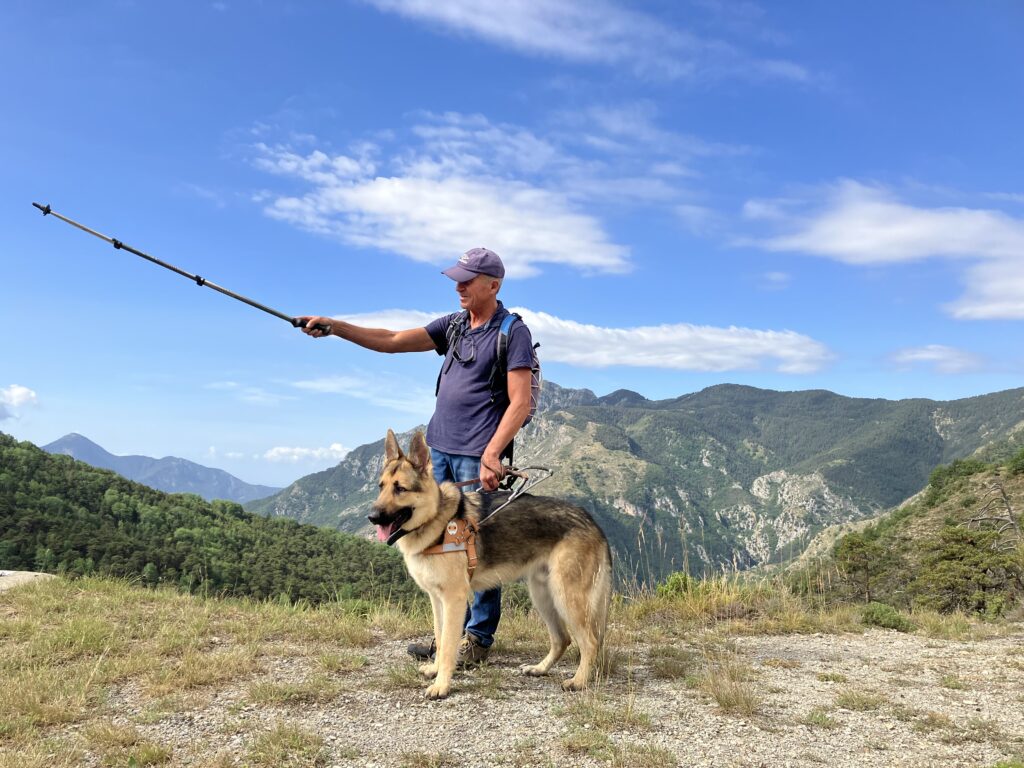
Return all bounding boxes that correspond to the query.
[31,202,330,333]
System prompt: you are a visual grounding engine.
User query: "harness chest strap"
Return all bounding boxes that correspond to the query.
[421,516,479,578]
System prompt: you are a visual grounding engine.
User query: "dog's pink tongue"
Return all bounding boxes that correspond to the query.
[376,524,392,542]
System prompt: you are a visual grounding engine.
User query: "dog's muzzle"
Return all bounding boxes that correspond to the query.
[368,506,414,546]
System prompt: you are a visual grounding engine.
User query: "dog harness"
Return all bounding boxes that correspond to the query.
[416,473,550,580]
[421,516,479,578]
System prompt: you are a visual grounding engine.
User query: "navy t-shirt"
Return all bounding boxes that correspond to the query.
[424,301,534,457]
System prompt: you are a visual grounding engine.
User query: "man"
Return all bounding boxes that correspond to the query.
[297,247,535,665]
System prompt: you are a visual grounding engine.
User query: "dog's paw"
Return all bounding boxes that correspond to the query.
[425,682,450,700]
[520,664,548,677]
[419,662,438,678]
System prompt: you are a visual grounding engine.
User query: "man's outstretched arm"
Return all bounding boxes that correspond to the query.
[296,316,435,353]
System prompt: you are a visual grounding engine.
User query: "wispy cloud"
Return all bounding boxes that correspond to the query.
[204,380,296,406]
[987,192,1024,205]
[174,182,227,208]
[252,109,745,276]
[0,384,38,421]
[745,180,1024,319]
[890,345,983,374]
[291,373,435,415]
[360,0,809,83]
[336,308,832,374]
[759,271,791,291]
[263,443,349,463]
[255,145,629,278]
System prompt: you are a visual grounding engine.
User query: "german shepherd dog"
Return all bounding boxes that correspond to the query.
[368,430,612,700]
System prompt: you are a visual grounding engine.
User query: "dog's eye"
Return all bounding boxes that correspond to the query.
[393,483,406,494]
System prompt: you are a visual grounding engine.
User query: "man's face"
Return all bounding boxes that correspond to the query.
[455,273,498,313]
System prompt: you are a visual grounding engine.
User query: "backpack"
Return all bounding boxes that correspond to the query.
[435,310,542,426]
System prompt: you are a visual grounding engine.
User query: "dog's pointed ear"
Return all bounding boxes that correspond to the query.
[384,429,402,463]
[408,431,431,474]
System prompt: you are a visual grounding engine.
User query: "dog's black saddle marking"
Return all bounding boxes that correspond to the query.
[476,491,513,523]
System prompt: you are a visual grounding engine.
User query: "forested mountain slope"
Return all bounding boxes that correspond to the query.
[0,434,414,603]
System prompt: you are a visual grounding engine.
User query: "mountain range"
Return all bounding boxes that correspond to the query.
[42,433,281,504]
[246,382,1024,583]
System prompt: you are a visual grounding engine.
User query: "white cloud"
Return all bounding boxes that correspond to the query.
[291,373,435,415]
[337,309,439,328]
[987,192,1024,205]
[264,443,349,463]
[948,260,1024,320]
[746,180,1024,319]
[265,174,629,278]
[759,271,791,290]
[253,115,633,278]
[753,180,1024,265]
[676,204,719,236]
[336,308,832,374]
[515,309,830,373]
[174,182,226,208]
[583,103,751,158]
[253,109,747,275]
[890,345,983,374]
[204,380,295,405]
[0,384,38,421]
[360,0,809,82]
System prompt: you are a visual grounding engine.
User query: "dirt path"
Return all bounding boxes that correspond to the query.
[116,627,1024,767]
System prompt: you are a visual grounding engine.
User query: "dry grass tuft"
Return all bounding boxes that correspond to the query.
[246,721,328,767]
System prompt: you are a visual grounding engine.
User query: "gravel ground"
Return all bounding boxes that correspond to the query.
[94,625,1024,768]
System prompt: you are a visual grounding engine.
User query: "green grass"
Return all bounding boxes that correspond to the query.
[247,676,341,705]
[799,707,840,729]
[835,688,887,711]
[246,722,328,767]
[816,671,847,683]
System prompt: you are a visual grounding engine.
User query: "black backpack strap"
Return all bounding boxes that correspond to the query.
[488,312,520,405]
[435,311,468,396]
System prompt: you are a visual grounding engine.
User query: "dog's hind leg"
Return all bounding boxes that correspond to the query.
[521,568,571,678]
[552,542,611,692]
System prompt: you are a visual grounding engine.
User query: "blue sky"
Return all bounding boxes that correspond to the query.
[3,1,1024,487]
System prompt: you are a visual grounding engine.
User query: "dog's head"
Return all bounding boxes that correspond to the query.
[368,429,435,546]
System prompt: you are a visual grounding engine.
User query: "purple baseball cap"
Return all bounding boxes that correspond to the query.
[442,247,505,282]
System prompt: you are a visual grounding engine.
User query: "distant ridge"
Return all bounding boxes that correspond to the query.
[248,381,1024,583]
[42,433,280,504]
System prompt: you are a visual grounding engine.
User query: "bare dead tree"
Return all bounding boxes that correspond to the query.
[966,474,1022,553]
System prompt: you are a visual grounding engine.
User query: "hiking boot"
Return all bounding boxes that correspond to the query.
[407,637,435,661]
[457,634,490,667]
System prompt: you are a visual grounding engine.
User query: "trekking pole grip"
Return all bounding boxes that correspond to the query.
[292,318,332,335]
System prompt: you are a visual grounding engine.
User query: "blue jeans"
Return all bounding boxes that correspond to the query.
[430,447,501,648]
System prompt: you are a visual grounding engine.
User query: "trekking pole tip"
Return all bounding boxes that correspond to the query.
[32,202,52,215]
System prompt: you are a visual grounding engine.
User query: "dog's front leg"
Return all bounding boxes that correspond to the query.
[419,592,444,679]
[425,583,468,700]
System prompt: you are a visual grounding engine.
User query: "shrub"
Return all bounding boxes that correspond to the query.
[862,601,915,632]
[656,572,694,597]
[1007,446,1024,476]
